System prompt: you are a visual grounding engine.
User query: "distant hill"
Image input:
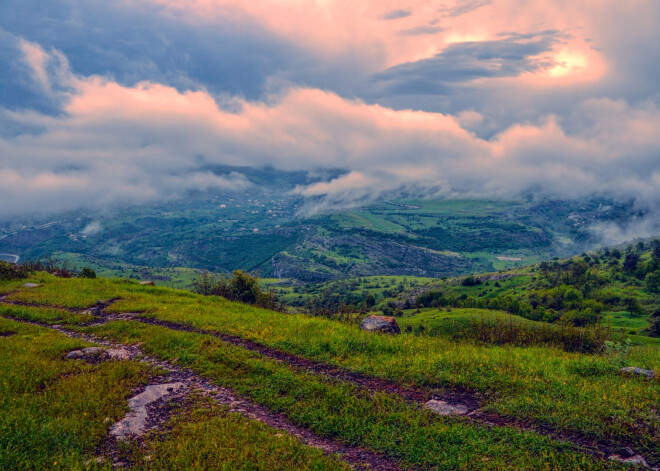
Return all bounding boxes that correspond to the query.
[0,167,651,281]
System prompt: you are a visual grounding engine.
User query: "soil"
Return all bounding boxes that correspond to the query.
[1,308,405,471]
[2,296,658,469]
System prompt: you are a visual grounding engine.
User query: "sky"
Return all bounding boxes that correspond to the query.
[1,0,659,232]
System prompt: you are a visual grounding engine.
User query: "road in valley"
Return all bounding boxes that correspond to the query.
[0,254,20,263]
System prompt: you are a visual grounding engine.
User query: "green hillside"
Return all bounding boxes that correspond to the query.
[0,267,657,469]
[0,176,645,282]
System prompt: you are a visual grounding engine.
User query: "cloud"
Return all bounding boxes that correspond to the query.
[439,0,493,18]
[1,0,660,246]
[372,31,562,95]
[2,40,660,223]
[382,9,412,20]
[81,221,102,235]
[398,25,445,36]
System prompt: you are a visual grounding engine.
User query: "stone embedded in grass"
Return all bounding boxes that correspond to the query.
[424,399,468,416]
[359,315,401,334]
[608,454,650,467]
[23,283,40,288]
[110,382,185,440]
[66,347,107,361]
[65,346,133,362]
[620,367,655,379]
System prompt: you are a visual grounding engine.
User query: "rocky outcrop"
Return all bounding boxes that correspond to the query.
[359,316,401,334]
[621,367,655,379]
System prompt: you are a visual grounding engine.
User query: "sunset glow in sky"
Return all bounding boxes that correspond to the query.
[1,0,659,220]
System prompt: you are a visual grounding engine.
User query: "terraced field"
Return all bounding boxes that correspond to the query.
[0,275,658,469]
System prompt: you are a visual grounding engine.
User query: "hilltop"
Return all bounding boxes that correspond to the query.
[0,263,658,469]
[273,240,660,344]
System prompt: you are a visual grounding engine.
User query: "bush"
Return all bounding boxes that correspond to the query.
[644,270,660,294]
[603,339,632,367]
[79,267,97,279]
[462,276,481,287]
[559,308,603,327]
[0,262,32,280]
[647,318,660,338]
[459,317,611,353]
[192,270,279,310]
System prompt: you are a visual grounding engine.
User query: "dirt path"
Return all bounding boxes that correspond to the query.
[109,315,660,468]
[0,313,405,471]
[118,314,658,466]
[2,297,657,469]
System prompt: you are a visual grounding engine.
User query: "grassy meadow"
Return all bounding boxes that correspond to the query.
[1,273,657,468]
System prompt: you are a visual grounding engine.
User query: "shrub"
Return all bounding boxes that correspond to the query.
[192,270,279,310]
[462,276,481,286]
[603,339,632,367]
[647,318,660,338]
[644,270,660,294]
[79,267,97,279]
[0,262,32,280]
[459,317,611,353]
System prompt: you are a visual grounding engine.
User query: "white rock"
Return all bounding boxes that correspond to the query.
[110,383,185,439]
[424,399,468,416]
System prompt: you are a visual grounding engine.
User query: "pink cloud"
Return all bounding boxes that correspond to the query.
[3,40,660,217]
[134,0,643,88]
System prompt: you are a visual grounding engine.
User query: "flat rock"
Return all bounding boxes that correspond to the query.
[139,281,155,286]
[23,283,40,288]
[609,454,650,467]
[106,348,132,360]
[110,383,185,439]
[66,346,133,362]
[621,367,655,379]
[424,399,468,416]
[359,315,401,334]
[66,347,106,360]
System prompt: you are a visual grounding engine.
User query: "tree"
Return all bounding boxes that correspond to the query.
[652,240,660,260]
[79,267,97,279]
[462,276,481,286]
[647,317,660,338]
[623,252,640,273]
[644,270,660,294]
[623,296,643,317]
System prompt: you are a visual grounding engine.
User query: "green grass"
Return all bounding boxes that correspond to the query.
[5,275,658,463]
[50,252,205,288]
[396,308,536,336]
[0,316,153,470]
[84,319,623,470]
[0,304,95,325]
[127,396,348,470]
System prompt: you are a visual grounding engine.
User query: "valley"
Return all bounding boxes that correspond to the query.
[0,168,645,283]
